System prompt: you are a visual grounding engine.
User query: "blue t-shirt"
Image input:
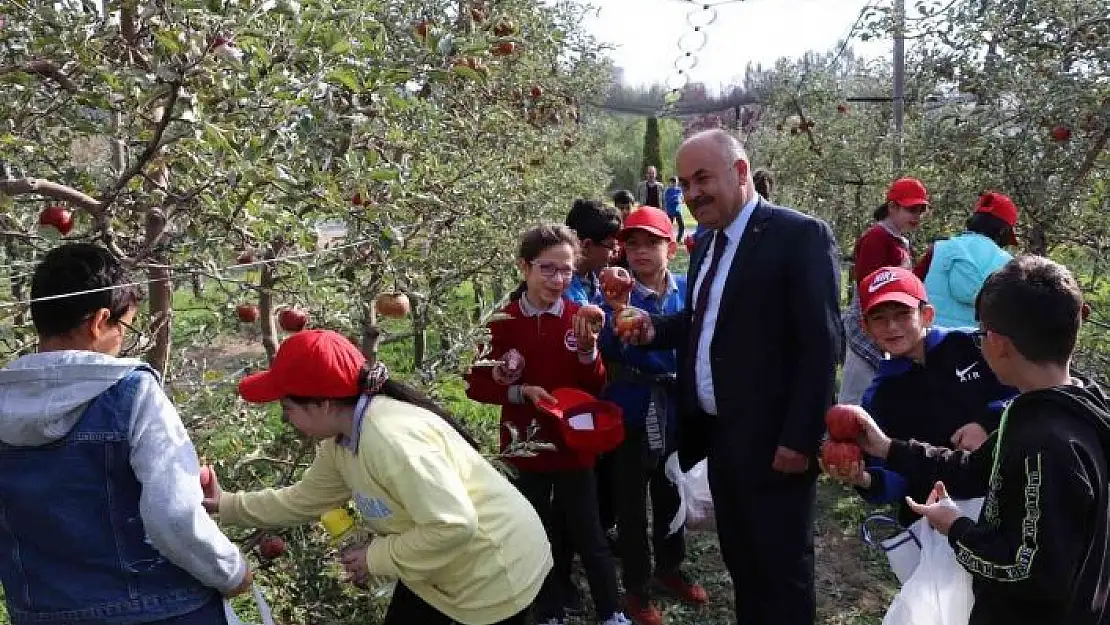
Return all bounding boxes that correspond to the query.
[663,186,683,217]
[566,272,602,305]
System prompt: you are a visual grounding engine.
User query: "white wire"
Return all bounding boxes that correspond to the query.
[0,235,382,310]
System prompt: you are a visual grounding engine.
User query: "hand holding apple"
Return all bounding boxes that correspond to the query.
[492,349,525,385]
[818,441,870,488]
[599,266,634,308]
[200,465,222,513]
[615,307,655,346]
[573,305,605,353]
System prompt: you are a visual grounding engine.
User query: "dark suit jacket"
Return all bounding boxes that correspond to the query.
[651,199,843,475]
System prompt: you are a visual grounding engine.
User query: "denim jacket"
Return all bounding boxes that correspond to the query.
[0,364,227,624]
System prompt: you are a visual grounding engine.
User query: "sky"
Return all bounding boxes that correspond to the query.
[581,0,892,90]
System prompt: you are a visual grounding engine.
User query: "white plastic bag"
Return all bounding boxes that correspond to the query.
[880,498,980,625]
[863,497,984,585]
[223,584,276,625]
[664,452,715,536]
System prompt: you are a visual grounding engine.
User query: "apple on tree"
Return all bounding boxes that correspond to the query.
[278,307,309,332]
[38,205,73,236]
[1050,125,1072,143]
[376,292,410,318]
[258,534,286,560]
[236,304,260,323]
[209,36,243,67]
[491,41,516,56]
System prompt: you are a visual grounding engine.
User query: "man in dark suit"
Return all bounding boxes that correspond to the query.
[619,129,843,625]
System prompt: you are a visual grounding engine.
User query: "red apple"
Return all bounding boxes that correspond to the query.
[530,85,544,100]
[491,41,516,56]
[236,304,259,323]
[492,20,515,37]
[1050,125,1072,142]
[236,251,255,265]
[825,404,866,441]
[259,535,286,560]
[821,440,862,468]
[614,307,646,335]
[199,466,212,488]
[352,192,363,206]
[38,205,73,236]
[376,292,410,318]
[837,103,849,114]
[414,20,430,39]
[469,5,486,22]
[599,266,634,304]
[278,307,309,332]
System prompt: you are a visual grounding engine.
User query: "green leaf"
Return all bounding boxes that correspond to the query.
[368,168,399,182]
[326,68,361,91]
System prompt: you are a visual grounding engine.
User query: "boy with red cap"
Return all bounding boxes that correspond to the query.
[823,267,1017,527]
[840,177,932,405]
[596,207,707,625]
[915,191,1020,328]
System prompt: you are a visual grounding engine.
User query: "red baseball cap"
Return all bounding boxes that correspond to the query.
[618,206,673,240]
[885,177,930,208]
[973,191,1019,245]
[859,266,928,314]
[239,330,367,403]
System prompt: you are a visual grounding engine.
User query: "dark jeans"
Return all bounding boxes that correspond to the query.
[149,596,227,625]
[614,426,686,595]
[514,468,621,621]
[383,581,532,625]
[670,214,685,242]
[596,450,618,531]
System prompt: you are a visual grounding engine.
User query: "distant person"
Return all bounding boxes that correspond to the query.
[636,166,665,209]
[915,191,1019,329]
[753,168,774,201]
[612,189,636,221]
[663,176,685,242]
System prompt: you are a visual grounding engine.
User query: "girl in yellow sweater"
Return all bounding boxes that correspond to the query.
[201,329,551,625]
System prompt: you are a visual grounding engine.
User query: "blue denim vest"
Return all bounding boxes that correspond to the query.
[0,367,217,624]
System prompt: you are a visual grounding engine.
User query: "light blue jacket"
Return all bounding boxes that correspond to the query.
[924,232,1012,328]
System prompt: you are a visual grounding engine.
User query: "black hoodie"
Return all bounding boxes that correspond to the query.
[885,377,1110,625]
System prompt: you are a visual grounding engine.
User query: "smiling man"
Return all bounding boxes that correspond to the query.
[617,129,843,625]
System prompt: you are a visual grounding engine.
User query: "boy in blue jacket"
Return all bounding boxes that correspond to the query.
[827,266,1017,526]
[599,207,706,625]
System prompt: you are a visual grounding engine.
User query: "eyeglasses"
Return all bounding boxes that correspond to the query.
[530,261,574,281]
[114,317,148,357]
[902,205,929,216]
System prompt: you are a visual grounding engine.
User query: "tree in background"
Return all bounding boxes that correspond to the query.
[642,115,664,176]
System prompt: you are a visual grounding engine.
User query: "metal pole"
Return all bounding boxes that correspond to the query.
[892,0,905,173]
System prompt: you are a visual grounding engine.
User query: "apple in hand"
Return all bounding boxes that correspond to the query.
[278,307,309,332]
[259,535,286,560]
[493,348,526,385]
[199,466,212,488]
[38,205,74,236]
[599,266,634,305]
[615,307,647,334]
[825,404,866,441]
[577,304,605,333]
[236,304,259,323]
[821,440,862,468]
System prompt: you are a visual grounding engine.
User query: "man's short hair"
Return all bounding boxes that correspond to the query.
[611,190,635,207]
[31,243,144,338]
[566,199,622,243]
[976,255,1083,366]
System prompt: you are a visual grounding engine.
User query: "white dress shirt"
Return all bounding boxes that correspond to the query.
[692,195,759,415]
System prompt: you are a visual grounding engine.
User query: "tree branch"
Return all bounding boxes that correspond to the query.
[107,82,182,202]
[0,177,105,213]
[0,60,78,92]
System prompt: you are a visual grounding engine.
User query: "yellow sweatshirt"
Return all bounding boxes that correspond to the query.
[218,395,552,625]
